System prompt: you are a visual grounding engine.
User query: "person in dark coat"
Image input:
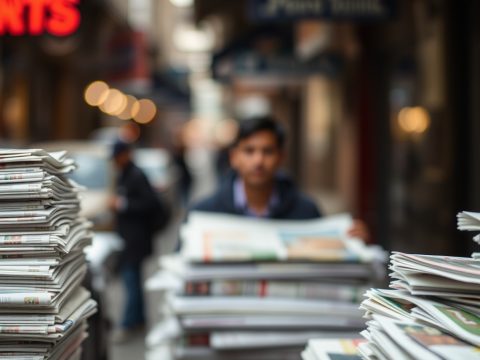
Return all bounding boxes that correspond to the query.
[109,140,158,342]
[193,170,321,220]
[191,116,369,240]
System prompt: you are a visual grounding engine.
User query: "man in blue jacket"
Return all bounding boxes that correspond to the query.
[191,116,369,241]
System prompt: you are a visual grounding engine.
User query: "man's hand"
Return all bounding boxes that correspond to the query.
[109,196,125,211]
[109,195,127,212]
[108,196,119,211]
[347,219,371,244]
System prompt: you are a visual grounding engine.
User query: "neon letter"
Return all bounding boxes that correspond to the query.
[0,0,25,36]
[47,0,80,36]
[29,0,50,35]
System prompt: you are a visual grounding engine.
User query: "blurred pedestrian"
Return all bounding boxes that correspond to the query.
[108,140,158,343]
[213,119,238,186]
[190,116,370,241]
[172,130,193,208]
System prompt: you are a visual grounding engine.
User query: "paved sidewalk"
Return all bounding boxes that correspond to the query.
[105,216,181,360]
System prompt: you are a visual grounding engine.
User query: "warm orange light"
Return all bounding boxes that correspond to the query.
[132,99,157,124]
[117,95,138,120]
[109,93,128,116]
[99,89,127,115]
[398,106,430,134]
[84,81,109,106]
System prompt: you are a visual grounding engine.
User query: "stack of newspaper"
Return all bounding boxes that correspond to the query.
[0,149,97,359]
[354,211,480,359]
[146,211,385,360]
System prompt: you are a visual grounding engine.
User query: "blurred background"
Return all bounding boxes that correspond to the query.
[0,0,479,356]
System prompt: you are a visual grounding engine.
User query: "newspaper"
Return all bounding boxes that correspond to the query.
[390,252,480,286]
[210,330,360,350]
[167,343,303,360]
[0,298,95,336]
[158,254,376,282]
[363,288,480,346]
[181,212,377,263]
[302,338,364,360]
[168,295,363,318]
[457,211,480,231]
[181,278,368,302]
[457,211,480,253]
[147,268,370,303]
[0,149,75,174]
[180,313,365,330]
[364,315,480,360]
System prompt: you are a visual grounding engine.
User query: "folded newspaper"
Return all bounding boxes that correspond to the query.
[457,211,480,232]
[301,338,364,360]
[361,315,480,360]
[181,212,377,263]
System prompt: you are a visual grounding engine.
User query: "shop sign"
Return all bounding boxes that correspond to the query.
[0,0,80,36]
[249,0,396,21]
[214,52,343,81]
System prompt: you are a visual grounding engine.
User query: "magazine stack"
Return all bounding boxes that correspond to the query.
[0,149,97,359]
[347,211,480,359]
[146,211,385,360]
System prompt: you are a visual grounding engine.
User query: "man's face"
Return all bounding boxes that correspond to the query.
[113,151,130,169]
[230,130,283,188]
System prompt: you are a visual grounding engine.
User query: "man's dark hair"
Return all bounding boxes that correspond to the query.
[111,139,132,159]
[232,116,285,148]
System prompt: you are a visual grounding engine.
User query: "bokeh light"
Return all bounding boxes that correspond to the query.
[398,106,431,134]
[132,99,157,124]
[84,81,109,106]
[99,89,127,115]
[117,95,138,120]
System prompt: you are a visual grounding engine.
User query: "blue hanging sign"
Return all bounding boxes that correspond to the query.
[249,0,396,22]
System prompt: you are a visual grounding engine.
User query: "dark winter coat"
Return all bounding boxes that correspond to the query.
[115,161,158,265]
[191,171,322,220]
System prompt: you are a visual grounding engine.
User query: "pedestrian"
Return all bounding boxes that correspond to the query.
[109,140,158,343]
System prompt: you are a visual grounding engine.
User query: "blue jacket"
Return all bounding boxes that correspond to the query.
[191,171,322,220]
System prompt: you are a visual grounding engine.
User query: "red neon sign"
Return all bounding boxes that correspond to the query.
[0,0,80,36]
